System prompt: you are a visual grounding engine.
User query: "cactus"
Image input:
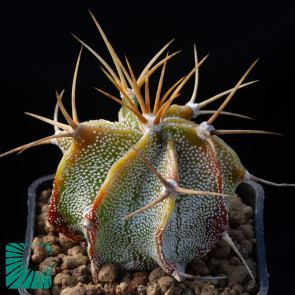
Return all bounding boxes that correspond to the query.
[1,11,294,283]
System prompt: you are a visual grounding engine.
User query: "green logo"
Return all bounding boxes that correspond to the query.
[6,243,52,289]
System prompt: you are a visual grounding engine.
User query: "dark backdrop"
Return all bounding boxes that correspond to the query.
[0,1,294,294]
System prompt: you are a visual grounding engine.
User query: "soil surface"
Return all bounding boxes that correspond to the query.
[29,189,258,295]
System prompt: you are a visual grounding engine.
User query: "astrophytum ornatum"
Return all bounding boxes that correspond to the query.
[2,11,294,283]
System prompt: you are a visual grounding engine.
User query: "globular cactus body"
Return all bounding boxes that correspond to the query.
[2,11,294,283]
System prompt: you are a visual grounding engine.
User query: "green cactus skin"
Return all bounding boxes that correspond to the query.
[1,11,294,283]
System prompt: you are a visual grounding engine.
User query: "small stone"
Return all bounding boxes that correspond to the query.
[200,283,218,295]
[31,237,48,263]
[86,284,104,295]
[104,282,118,295]
[209,240,231,259]
[194,286,201,295]
[249,239,256,245]
[39,189,52,203]
[60,285,85,295]
[233,284,244,294]
[42,235,60,245]
[146,283,161,295]
[36,212,49,234]
[70,265,90,283]
[244,280,258,294]
[228,229,244,242]
[48,227,59,237]
[61,284,104,295]
[240,247,249,259]
[157,276,175,293]
[137,284,146,295]
[54,273,78,288]
[51,245,62,256]
[128,272,149,294]
[201,277,219,286]
[36,202,47,213]
[207,258,220,274]
[58,253,67,260]
[189,259,210,275]
[237,225,254,240]
[97,263,118,283]
[218,261,248,284]
[245,257,257,280]
[39,256,62,276]
[216,274,228,288]
[116,282,129,294]
[59,233,78,252]
[229,197,254,227]
[164,285,184,295]
[240,240,253,255]
[41,203,50,213]
[61,255,89,270]
[180,288,194,295]
[192,279,206,290]
[229,257,240,266]
[149,267,166,282]
[121,272,132,285]
[68,245,87,256]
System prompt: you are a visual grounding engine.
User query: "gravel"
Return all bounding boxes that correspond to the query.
[29,190,258,295]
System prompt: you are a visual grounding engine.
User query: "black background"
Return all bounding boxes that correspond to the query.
[0,1,294,294]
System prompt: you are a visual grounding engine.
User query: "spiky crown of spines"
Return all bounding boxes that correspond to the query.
[0,15,263,158]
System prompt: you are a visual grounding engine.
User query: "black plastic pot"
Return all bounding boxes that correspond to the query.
[18,175,269,295]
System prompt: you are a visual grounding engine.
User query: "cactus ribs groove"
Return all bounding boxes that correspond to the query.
[1,10,294,284]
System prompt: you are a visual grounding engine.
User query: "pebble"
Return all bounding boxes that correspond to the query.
[104,282,118,294]
[237,225,254,240]
[116,281,129,294]
[128,272,149,294]
[36,212,49,234]
[200,283,218,295]
[146,283,161,295]
[244,280,258,294]
[51,245,62,256]
[39,256,62,276]
[149,267,166,282]
[209,240,231,259]
[30,189,259,295]
[71,265,90,283]
[31,237,48,263]
[61,254,89,270]
[59,234,78,252]
[228,197,254,227]
[188,259,210,275]
[157,276,175,293]
[54,273,78,288]
[97,263,118,283]
[42,235,60,245]
[68,245,87,256]
[240,240,253,255]
[164,285,184,295]
[38,189,52,203]
[180,288,194,295]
